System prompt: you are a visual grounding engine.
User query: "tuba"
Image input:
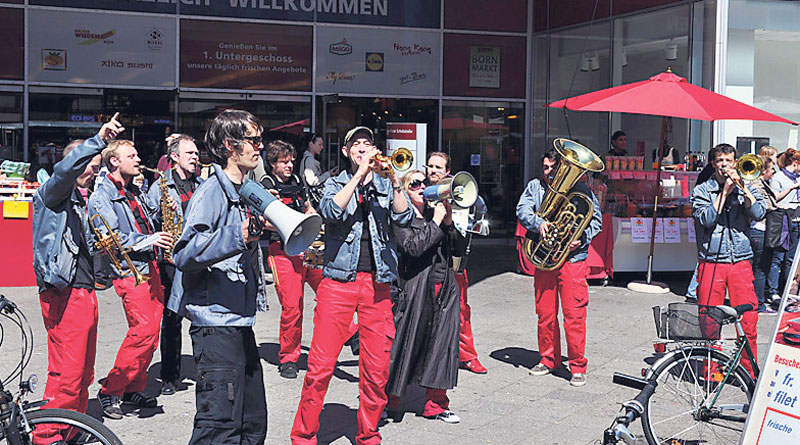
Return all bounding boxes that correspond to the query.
[90,210,150,286]
[522,138,605,271]
[140,166,182,262]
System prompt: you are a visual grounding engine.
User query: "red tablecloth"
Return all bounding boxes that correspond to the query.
[586,213,614,279]
[0,202,36,287]
[514,213,614,279]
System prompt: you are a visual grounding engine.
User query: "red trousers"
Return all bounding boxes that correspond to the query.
[101,266,164,396]
[291,273,394,445]
[455,272,479,362]
[387,388,449,417]
[35,287,98,443]
[268,243,324,364]
[534,260,589,374]
[697,260,759,377]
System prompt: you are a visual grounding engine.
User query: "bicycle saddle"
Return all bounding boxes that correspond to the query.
[715,304,754,322]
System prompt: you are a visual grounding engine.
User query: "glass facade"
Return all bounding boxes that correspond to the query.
[725,0,800,152]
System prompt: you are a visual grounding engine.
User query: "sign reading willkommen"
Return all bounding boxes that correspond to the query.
[28,9,175,87]
[316,26,439,96]
[742,240,800,444]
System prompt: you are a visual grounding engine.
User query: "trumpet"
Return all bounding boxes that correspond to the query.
[725,153,762,191]
[90,210,150,286]
[371,148,414,178]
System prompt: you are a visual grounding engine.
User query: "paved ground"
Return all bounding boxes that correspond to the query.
[0,246,778,444]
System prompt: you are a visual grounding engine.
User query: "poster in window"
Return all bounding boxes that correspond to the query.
[469,46,501,88]
[28,9,176,87]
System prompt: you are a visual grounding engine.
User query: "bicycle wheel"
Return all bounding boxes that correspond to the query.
[642,346,756,445]
[20,408,122,445]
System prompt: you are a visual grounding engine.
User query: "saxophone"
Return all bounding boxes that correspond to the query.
[141,166,182,263]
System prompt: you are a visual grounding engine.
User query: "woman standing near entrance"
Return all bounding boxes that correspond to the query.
[386,169,465,424]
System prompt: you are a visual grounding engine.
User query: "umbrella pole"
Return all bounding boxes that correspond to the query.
[628,116,670,294]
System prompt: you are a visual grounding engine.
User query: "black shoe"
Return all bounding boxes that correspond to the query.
[94,280,112,291]
[279,362,298,379]
[160,381,177,396]
[344,332,360,356]
[122,391,157,408]
[97,391,123,419]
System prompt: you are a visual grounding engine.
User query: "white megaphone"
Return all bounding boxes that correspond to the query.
[239,179,323,256]
[423,171,479,208]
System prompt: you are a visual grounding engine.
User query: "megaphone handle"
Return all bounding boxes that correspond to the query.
[248,213,264,238]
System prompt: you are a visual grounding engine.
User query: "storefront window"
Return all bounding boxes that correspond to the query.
[727,0,800,151]
[179,94,312,158]
[547,22,611,153]
[612,5,691,165]
[29,89,175,169]
[0,91,22,161]
[442,100,524,237]
[317,97,438,172]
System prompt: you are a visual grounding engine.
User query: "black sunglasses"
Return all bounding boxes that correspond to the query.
[409,179,425,191]
[242,135,263,146]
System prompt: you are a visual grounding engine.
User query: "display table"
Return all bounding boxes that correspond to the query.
[0,201,36,287]
[610,216,696,273]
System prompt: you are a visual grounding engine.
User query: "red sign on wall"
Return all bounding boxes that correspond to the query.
[180,20,312,91]
[387,123,417,140]
[0,8,24,80]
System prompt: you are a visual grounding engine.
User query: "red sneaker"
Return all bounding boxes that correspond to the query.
[460,359,488,374]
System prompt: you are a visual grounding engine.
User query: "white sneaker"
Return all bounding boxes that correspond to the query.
[427,410,460,424]
[771,294,781,304]
[529,363,551,376]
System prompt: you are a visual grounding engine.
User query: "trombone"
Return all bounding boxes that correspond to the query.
[90,208,150,286]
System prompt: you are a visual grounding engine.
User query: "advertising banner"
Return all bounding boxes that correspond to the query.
[386,123,426,177]
[742,241,800,444]
[180,20,312,91]
[316,26,439,96]
[443,33,526,98]
[28,9,176,87]
[0,8,24,80]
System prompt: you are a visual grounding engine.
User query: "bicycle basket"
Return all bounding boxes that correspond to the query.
[652,303,725,341]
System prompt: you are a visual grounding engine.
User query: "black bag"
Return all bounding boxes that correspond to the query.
[766,208,791,250]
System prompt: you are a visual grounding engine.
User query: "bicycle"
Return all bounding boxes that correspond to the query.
[602,302,758,445]
[0,295,122,445]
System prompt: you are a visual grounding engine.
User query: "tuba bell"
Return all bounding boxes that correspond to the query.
[522,138,604,271]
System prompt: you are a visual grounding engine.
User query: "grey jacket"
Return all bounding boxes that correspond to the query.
[32,134,106,291]
[318,170,414,283]
[691,178,766,263]
[87,173,158,278]
[170,164,264,327]
[515,178,602,263]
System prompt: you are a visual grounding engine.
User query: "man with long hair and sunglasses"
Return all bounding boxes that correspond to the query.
[171,110,270,444]
[425,151,489,375]
[291,126,413,445]
[516,149,602,387]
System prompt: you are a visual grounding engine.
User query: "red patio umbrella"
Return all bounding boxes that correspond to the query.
[549,69,797,287]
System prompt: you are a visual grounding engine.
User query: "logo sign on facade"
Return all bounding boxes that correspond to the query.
[329,39,352,55]
[469,46,501,89]
[316,26,439,95]
[42,49,66,71]
[365,52,384,72]
[29,9,176,87]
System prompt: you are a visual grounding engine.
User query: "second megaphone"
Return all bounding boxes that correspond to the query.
[239,179,323,256]
[423,171,479,208]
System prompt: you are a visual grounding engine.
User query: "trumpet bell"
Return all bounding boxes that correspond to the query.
[737,153,763,182]
[391,147,413,172]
